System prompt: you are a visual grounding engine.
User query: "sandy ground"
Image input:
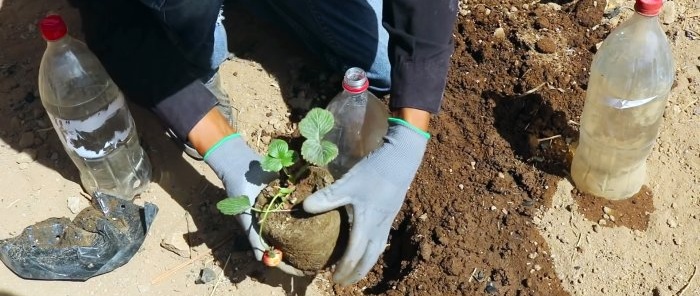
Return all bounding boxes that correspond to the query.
[536,1,700,295]
[0,0,698,295]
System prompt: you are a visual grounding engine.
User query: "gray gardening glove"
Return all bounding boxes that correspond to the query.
[303,118,430,285]
[204,134,305,276]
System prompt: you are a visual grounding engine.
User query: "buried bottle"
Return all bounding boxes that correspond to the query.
[570,0,675,199]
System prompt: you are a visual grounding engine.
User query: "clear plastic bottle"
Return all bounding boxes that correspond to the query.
[325,67,389,178]
[38,15,152,199]
[570,0,674,200]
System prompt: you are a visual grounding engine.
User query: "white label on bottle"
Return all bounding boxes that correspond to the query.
[53,93,133,158]
[603,95,658,109]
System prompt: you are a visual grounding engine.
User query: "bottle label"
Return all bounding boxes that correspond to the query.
[603,95,658,109]
[52,93,133,158]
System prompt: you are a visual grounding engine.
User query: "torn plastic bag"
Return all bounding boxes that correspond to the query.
[0,192,158,281]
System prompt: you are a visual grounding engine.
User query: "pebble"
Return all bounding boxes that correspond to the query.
[160,233,191,257]
[67,196,81,214]
[494,27,506,40]
[592,224,601,233]
[534,264,542,271]
[18,132,34,148]
[196,268,217,284]
[666,218,678,228]
[458,184,464,190]
[598,219,607,226]
[609,215,616,222]
[603,206,612,214]
[497,172,505,178]
[603,214,610,220]
[528,252,538,259]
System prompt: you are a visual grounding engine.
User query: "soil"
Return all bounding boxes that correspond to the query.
[256,166,346,272]
[1,0,698,295]
[573,185,655,231]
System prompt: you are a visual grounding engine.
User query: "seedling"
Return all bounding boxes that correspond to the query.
[216,108,339,262]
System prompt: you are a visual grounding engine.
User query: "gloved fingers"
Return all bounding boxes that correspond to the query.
[236,212,266,260]
[337,238,386,285]
[303,182,353,214]
[332,210,369,284]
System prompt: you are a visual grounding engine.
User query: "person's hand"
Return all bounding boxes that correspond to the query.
[303,119,429,285]
[204,134,306,276]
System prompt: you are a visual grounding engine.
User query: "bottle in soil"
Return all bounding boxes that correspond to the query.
[324,67,388,179]
[37,15,152,199]
[570,0,674,200]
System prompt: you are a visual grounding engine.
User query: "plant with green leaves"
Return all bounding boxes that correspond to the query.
[216,108,338,265]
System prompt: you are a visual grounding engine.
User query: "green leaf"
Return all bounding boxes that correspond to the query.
[280,150,296,168]
[217,196,251,215]
[301,139,339,166]
[267,139,288,158]
[261,155,283,172]
[299,108,335,141]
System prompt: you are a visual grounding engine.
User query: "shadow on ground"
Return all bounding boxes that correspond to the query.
[0,0,332,294]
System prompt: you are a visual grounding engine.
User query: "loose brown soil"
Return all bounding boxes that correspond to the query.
[334,0,612,295]
[573,185,655,231]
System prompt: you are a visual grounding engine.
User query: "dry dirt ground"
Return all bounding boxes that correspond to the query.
[0,0,698,295]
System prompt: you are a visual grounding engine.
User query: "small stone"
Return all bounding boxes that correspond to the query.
[18,132,34,149]
[261,135,271,145]
[666,218,678,228]
[598,219,607,226]
[485,282,498,294]
[592,224,601,233]
[603,214,610,220]
[458,184,464,190]
[528,252,538,259]
[494,27,506,40]
[196,267,217,284]
[459,9,469,16]
[418,213,428,220]
[497,172,505,178]
[609,215,616,222]
[420,242,432,261]
[67,196,81,214]
[510,6,518,12]
[534,264,542,271]
[603,206,612,214]
[536,38,557,54]
[485,8,491,15]
[546,3,562,11]
[160,233,191,257]
[490,205,497,211]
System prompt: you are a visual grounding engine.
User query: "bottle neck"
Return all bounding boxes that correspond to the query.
[45,35,72,48]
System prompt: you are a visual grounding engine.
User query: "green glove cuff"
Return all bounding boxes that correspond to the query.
[388,117,431,139]
[203,133,242,161]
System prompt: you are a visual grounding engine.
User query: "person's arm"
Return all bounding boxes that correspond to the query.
[383,0,458,131]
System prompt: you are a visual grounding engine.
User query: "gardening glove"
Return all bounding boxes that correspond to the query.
[303,118,429,285]
[204,133,306,276]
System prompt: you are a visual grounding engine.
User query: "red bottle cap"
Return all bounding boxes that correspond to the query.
[634,0,663,16]
[342,67,370,94]
[39,15,68,41]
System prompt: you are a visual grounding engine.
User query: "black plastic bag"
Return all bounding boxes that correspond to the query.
[0,192,158,281]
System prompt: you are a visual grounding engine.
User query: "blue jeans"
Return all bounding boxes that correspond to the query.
[241,0,391,93]
[142,0,391,92]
